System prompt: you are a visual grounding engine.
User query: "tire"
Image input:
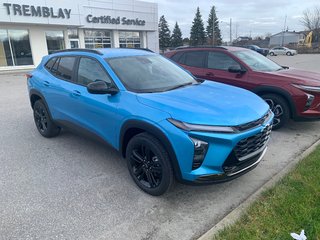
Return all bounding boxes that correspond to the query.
[261,94,290,130]
[269,52,275,56]
[286,52,292,56]
[33,100,60,138]
[126,132,174,196]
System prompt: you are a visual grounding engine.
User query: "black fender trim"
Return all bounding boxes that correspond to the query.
[252,86,297,118]
[119,120,183,181]
[29,89,54,119]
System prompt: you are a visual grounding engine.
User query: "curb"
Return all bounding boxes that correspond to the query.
[197,138,320,240]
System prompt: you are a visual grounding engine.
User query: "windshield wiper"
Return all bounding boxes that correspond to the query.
[164,82,194,91]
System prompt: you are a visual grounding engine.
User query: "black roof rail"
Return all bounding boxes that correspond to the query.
[174,45,228,50]
[50,48,103,55]
[135,48,154,53]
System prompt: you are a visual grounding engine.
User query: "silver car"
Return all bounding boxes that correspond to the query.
[269,47,297,56]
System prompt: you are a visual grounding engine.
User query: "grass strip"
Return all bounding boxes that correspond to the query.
[214,146,320,240]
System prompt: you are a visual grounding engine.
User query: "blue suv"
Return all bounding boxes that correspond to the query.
[27,48,273,195]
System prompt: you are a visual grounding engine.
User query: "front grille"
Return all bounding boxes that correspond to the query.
[234,110,272,132]
[234,125,272,160]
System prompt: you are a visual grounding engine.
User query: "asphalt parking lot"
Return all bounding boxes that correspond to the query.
[1,54,320,240]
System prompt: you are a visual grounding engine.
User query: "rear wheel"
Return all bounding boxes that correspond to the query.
[261,94,290,130]
[126,133,174,196]
[33,100,60,138]
[269,52,275,56]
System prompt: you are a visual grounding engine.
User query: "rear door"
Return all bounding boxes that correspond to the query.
[42,56,78,121]
[175,50,208,79]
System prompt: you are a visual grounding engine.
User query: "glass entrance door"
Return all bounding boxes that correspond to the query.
[70,39,79,49]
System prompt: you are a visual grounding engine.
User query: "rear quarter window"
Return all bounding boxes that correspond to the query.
[45,57,57,70]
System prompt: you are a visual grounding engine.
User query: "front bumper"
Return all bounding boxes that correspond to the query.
[173,115,273,183]
[195,147,267,183]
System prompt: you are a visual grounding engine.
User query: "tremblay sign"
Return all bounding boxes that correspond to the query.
[3,3,72,19]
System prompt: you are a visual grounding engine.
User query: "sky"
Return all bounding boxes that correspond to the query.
[145,0,319,41]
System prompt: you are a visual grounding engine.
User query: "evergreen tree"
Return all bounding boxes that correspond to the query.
[190,7,206,46]
[171,22,183,47]
[206,6,222,45]
[158,15,171,50]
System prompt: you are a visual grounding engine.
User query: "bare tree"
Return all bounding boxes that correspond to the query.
[301,6,320,30]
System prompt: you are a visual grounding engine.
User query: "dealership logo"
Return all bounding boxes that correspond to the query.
[86,15,146,26]
[3,3,71,19]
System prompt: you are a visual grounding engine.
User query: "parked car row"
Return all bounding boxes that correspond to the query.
[27,47,319,196]
[240,45,297,56]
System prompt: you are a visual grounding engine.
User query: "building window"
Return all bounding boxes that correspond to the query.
[67,29,78,39]
[84,30,112,49]
[119,32,141,48]
[0,29,33,67]
[46,31,65,54]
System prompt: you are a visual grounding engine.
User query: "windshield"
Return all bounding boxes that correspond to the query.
[106,55,197,93]
[233,50,282,72]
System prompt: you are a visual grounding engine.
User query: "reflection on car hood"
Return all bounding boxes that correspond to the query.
[137,81,269,126]
[268,68,320,85]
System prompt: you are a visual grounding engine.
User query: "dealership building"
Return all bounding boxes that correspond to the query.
[0,0,159,71]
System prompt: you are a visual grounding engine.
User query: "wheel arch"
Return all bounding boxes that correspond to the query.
[252,86,296,118]
[119,120,182,181]
[29,89,54,119]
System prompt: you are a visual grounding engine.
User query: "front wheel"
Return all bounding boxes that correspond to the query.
[269,52,275,56]
[286,52,292,56]
[261,94,290,130]
[126,133,174,196]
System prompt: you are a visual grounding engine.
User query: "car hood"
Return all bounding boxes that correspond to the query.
[137,81,269,126]
[265,68,320,86]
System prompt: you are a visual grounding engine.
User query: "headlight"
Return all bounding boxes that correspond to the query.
[292,84,320,93]
[167,118,236,133]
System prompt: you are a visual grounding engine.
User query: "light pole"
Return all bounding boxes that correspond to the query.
[221,18,233,45]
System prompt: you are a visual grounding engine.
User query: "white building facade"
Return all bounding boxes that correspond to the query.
[0,0,159,71]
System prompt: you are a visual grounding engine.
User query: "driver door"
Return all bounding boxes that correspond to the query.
[68,56,120,145]
[203,51,251,89]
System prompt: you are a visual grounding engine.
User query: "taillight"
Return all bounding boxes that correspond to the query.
[25,73,32,79]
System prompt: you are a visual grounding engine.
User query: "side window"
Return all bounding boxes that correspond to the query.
[77,57,112,86]
[171,51,184,63]
[51,57,76,81]
[45,57,57,70]
[207,52,240,71]
[180,51,206,68]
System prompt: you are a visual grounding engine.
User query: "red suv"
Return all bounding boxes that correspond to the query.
[165,46,320,129]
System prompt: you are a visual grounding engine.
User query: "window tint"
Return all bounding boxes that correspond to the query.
[51,57,75,81]
[181,51,206,68]
[171,51,184,62]
[45,57,57,70]
[77,57,112,86]
[207,52,240,71]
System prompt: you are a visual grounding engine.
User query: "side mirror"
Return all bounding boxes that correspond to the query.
[87,80,118,95]
[228,65,246,74]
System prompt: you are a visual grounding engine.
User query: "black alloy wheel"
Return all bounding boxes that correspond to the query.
[33,100,60,138]
[126,133,174,196]
[262,94,290,130]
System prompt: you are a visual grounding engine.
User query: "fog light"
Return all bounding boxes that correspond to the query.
[190,137,208,170]
[304,93,314,111]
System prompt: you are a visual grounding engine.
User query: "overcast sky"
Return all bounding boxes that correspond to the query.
[145,0,319,41]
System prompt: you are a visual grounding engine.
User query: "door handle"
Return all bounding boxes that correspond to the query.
[43,81,50,87]
[72,90,81,97]
[205,72,214,77]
